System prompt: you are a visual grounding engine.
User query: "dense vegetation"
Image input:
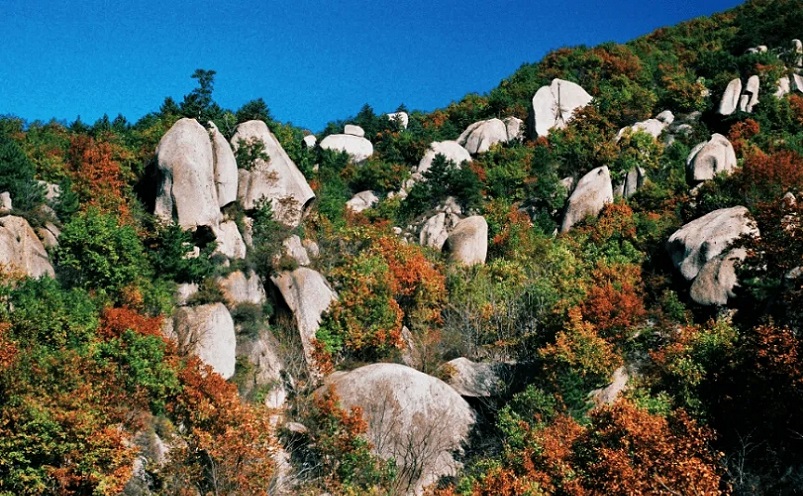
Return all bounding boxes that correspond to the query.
[2,0,803,494]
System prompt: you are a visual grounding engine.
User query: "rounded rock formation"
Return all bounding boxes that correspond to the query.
[686,134,737,182]
[319,134,374,163]
[532,78,593,137]
[560,166,613,233]
[446,216,488,266]
[172,302,236,379]
[0,215,55,279]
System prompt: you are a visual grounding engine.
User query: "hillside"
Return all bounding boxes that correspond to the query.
[2,0,803,494]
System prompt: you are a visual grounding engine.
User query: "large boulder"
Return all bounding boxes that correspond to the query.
[560,166,613,233]
[172,303,236,379]
[231,120,315,227]
[667,206,758,281]
[0,216,55,278]
[319,363,475,495]
[614,167,646,199]
[457,117,521,154]
[742,75,760,113]
[689,248,747,306]
[343,124,365,137]
[217,270,266,308]
[446,216,488,266]
[271,268,337,372]
[213,220,247,260]
[236,329,288,409]
[208,122,238,207]
[155,118,221,230]
[439,358,501,397]
[532,78,593,137]
[686,134,737,182]
[346,190,379,213]
[718,78,743,115]
[417,141,471,176]
[280,234,311,266]
[319,134,374,162]
[387,112,409,129]
[419,212,452,251]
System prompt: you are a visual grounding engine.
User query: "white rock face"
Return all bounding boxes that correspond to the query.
[346,190,379,213]
[0,216,55,279]
[231,120,315,227]
[457,117,522,154]
[417,141,471,176]
[217,270,266,308]
[446,216,488,266]
[686,134,737,182]
[419,213,451,251]
[343,124,365,137]
[175,283,199,306]
[155,118,221,230]
[617,111,673,141]
[271,268,337,372]
[213,220,246,260]
[319,134,374,162]
[794,39,803,67]
[504,116,524,141]
[590,366,630,406]
[614,167,646,199]
[281,234,310,266]
[319,363,475,495]
[719,79,743,115]
[776,77,791,99]
[689,248,747,306]
[386,112,409,129]
[173,303,236,379]
[794,74,803,93]
[532,78,593,137]
[208,122,238,207]
[743,75,760,112]
[0,192,11,213]
[560,166,614,233]
[236,330,287,409]
[667,206,758,281]
[302,134,317,148]
[439,357,501,397]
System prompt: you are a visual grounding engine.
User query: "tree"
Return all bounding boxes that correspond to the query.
[180,68,222,123]
[0,132,45,212]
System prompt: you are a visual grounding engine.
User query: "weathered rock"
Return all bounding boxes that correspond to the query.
[686,134,737,182]
[231,120,315,227]
[614,167,646,199]
[281,234,310,266]
[689,248,747,306]
[457,118,521,154]
[718,78,743,115]
[208,122,238,207]
[387,112,409,129]
[417,141,471,176]
[214,220,246,260]
[794,39,803,67]
[173,303,236,379]
[302,239,320,259]
[0,192,11,213]
[155,118,221,230]
[236,329,288,408]
[656,110,675,125]
[271,268,336,372]
[667,206,758,281]
[37,181,61,202]
[346,190,379,213]
[590,366,630,406]
[302,134,317,148]
[419,213,450,251]
[446,216,488,266]
[617,111,673,141]
[343,124,365,137]
[776,76,791,99]
[439,358,501,397]
[560,166,613,233]
[319,134,374,162]
[504,116,524,141]
[743,75,760,112]
[532,78,593,137]
[319,363,474,495]
[175,282,199,306]
[218,270,266,308]
[0,216,55,278]
[794,73,803,93]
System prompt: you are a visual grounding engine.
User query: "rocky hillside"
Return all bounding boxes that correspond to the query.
[2,0,803,494]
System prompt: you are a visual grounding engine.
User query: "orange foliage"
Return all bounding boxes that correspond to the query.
[751,323,803,386]
[738,149,803,199]
[98,306,164,340]
[727,119,760,157]
[0,322,18,373]
[790,94,803,126]
[587,202,637,243]
[167,357,276,494]
[579,261,646,340]
[68,135,132,220]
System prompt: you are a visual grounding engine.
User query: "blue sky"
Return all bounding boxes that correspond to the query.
[1,0,744,132]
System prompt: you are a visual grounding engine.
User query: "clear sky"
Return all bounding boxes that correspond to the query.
[1,0,744,132]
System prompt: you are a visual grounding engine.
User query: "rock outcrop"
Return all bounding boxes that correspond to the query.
[689,248,747,306]
[172,303,236,379]
[346,190,379,213]
[417,141,472,176]
[213,220,246,260]
[439,358,501,397]
[155,118,221,230]
[420,212,455,251]
[236,330,288,408]
[560,166,613,233]
[271,268,337,372]
[667,206,758,282]
[208,122,238,207]
[217,270,266,308]
[686,134,737,182]
[280,234,311,266]
[386,112,409,129]
[231,120,315,227]
[532,78,593,137]
[319,134,374,163]
[457,117,523,154]
[0,216,55,278]
[343,124,365,137]
[719,79,742,115]
[446,216,488,266]
[319,363,475,495]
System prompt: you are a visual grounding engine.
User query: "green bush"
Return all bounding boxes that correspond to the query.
[0,132,45,212]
